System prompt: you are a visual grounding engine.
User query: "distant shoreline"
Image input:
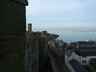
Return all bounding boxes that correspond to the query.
[32,27,96,32]
[72,30,96,32]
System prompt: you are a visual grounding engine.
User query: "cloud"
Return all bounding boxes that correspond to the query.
[26,0,96,28]
[26,0,84,16]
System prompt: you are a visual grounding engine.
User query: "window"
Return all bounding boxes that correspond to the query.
[82,60,86,63]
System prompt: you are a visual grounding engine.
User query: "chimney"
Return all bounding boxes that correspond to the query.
[28,23,32,32]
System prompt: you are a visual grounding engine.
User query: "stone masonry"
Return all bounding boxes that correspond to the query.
[0,0,28,72]
[28,24,32,32]
[26,31,49,72]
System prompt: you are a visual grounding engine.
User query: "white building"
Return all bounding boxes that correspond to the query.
[65,46,96,72]
[65,49,96,66]
[65,41,96,72]
[65,50,88,72]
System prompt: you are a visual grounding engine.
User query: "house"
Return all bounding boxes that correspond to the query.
[49,39,67,57]
[88,58,96,72]
[65,41,96,72]
[66,41,96,64]
[65,50,89,72]
[70,59,88,72]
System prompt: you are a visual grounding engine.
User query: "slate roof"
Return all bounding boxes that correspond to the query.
[89,58,96,70]
[78,46,96,51]
[77,41,96,45]
[65,50,72,57]
[90,58,96,62]
[70,59,88,72]
[76,46,96,56]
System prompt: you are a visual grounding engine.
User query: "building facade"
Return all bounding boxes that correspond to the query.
[65,50,89,72]
[65,41,96,72]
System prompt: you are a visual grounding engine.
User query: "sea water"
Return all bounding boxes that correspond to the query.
[33,27,96,43]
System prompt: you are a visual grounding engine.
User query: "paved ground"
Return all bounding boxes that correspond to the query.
[48,52,69,72]
[46,57,53,72]
[41,51,69,72]
[41,56,53,72]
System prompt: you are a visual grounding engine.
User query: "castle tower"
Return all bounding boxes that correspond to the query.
[0,0,28,72]
[28,23,32,32]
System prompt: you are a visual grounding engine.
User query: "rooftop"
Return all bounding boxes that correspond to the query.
[76,46,96,56]
[70,59,88,72]
[89,58,96,70]
[65,50,72,57]
[77,41,96,45]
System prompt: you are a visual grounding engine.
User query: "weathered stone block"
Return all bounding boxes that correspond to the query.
[0,34,26,72]
[1,54,25,72]
[0,34,25,56]
[0,0,26,34]
[0,0,27,72]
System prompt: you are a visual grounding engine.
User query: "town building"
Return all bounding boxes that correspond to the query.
[65,41,96,72]
[49,39,67,57]
[70,59,88,72]
[65,50,89,72]
[88,58,96,72]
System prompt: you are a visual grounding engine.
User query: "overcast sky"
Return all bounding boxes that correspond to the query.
[26,0,96,29]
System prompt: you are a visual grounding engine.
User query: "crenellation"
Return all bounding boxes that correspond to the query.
[28,24,32,32]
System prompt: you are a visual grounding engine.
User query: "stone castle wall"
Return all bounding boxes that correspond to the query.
[0,1,27,72]
[28,24,32,32]
[26,31,49,72]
